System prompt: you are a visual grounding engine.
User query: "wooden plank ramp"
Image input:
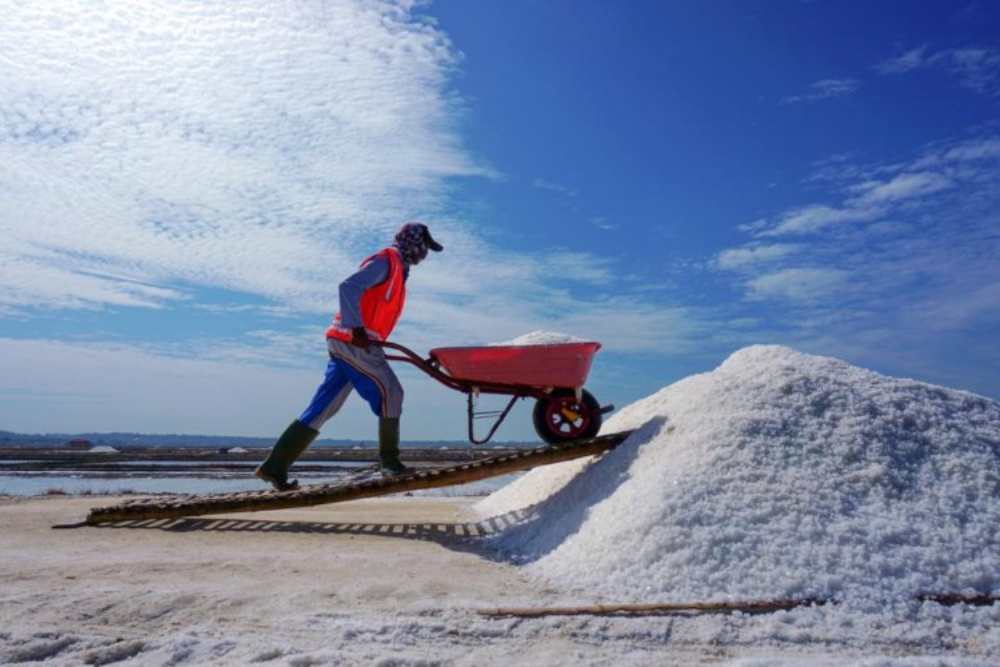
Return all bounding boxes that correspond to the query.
[85,431,635,525]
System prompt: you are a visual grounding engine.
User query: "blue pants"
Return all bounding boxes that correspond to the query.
[297,338,404,430]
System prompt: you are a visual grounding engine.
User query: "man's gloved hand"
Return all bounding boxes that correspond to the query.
[350,327,371,350]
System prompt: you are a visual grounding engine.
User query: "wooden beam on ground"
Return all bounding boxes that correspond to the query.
[916,593,1000,607]
[84,431,634,525]
[476,598,828,618]
[477,594,1000,618]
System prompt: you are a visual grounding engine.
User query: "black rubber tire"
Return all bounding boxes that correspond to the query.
[533,388,603,444]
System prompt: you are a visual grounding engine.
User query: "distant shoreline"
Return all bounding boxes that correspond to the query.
[0,444,524,497]
[0,431,536,449]
[0,444,522,468]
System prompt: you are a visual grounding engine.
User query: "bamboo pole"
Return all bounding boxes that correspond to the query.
[85,431,633,525]
[917,593,999,607]
[477,594,1000,618]
[477,598,826,618]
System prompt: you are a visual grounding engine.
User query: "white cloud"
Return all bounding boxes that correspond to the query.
[782,78,860,104]
[0,1,491,313]
[590,216,618,231]
[912,281,1000,331]
[539,251,616,285]
[737,218,770,233]
[746,268,849,302]
[846,171,953,206]
[761,204,883,236]
[940,137,1000,162]
[715,244,801,270]
[532,178,578,197]
[875,46,928,74]
[714,129,1000,400]
[876,45,1000,95]
[932,48,1000,94]
[759,145,994,238]
[721,131,1000,395]
[0,246,188,311]
[0,2,714,363]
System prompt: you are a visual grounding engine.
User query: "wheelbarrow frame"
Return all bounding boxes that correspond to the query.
[375,341,603,444]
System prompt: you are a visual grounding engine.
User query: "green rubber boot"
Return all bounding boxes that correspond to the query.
[378,417,412,477]
[255,420,319,491]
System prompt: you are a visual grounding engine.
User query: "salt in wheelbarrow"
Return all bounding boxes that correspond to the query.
[375,340,614,444]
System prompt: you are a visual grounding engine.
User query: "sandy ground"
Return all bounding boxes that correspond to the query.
[1,495,993,666]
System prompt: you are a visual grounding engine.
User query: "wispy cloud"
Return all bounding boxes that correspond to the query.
[714,244,802,271]
[0,2,715,367]
[938,48,1000,94]
[715,132,1000,372]
[0,244,189,311]
[590,216,619,231]
[760,204,884,236]
[0,1,490,314]
[845,171,953,207]
[746,268,849,302]
[532,178,578,197]
[754,147,985,238]
[874,46,929,74]
[876,45,1000,95]
[539,251,616,285]
[782,78,860,104]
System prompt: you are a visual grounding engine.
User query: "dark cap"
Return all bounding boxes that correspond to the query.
[415,222,443,252]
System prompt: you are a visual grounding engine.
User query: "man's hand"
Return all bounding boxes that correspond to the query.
[351,327,371,350]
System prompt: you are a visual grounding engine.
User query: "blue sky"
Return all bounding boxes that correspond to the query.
[1,0,998,440]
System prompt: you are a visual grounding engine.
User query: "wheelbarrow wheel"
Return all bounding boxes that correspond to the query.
[533,388,602,444]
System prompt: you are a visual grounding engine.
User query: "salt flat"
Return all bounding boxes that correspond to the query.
[2,494,994,666]
[0,495,713,665]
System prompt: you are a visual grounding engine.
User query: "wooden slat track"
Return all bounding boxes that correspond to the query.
[85,431,634,525]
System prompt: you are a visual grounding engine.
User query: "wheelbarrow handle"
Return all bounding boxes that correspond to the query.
[371,340,427,362]
[370,340,467,393]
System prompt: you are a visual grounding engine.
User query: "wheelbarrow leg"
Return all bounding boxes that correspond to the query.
[467,393,520,445]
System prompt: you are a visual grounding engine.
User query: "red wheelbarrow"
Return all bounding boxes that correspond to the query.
[376,341,614,445]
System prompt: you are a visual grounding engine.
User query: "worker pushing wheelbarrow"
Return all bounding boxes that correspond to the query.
[256,222,611,492]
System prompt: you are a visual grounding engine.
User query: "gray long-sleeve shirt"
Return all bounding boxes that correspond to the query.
[338,256,408,329]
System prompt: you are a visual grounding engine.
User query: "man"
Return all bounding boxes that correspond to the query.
[255,221,443,491]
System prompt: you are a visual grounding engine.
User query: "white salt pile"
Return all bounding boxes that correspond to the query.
[478,345,1000,609]
[490,330,588,346]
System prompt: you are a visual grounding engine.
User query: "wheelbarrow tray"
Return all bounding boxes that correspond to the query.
[430,342,601,389]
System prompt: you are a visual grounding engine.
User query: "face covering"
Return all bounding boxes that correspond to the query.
[394,223,430,265]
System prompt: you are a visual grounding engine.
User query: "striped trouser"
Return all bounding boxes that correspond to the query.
[297,338,404,430]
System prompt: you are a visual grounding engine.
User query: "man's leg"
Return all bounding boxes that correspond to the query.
[256,357,352,490]
[327,339,407,475]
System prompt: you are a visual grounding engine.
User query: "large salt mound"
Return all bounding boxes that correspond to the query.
[478,345,1000,606]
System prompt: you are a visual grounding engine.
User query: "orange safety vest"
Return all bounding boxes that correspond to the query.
[326,247,406,343]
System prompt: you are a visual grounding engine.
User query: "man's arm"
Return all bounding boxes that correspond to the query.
[338,256,389,330]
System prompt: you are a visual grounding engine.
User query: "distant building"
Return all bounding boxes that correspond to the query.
[66,438,93,449]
